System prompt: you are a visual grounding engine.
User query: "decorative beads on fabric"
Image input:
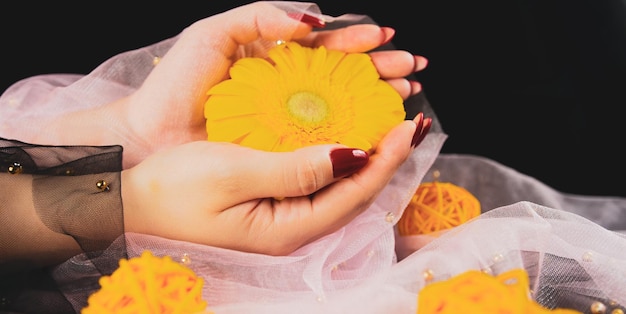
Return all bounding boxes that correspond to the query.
[180,253,191,265]
[385,212,395,223]
[7,162,22,174]
[591,301,607,314]
[422,269,434,282]
[582,251,594,262]
[96,179,110,191]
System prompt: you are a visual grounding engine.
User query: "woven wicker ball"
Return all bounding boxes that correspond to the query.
[397,181,481,236]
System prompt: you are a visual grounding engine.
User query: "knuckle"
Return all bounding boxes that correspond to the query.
[293,159,321,195]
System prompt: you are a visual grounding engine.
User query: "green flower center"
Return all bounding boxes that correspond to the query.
[286,92,328,124]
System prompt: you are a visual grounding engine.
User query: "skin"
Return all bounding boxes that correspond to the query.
[37,2,428,169]
[120,2,429,255]
[2,1,431,263]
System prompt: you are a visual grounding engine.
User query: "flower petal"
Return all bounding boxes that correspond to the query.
[204,41,405,153]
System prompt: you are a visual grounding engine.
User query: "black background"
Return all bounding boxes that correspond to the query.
[1,1,625,197]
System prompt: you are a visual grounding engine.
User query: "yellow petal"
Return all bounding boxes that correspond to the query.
[207,116,259,143]
[204,41,405,152]
[238,124,281,151]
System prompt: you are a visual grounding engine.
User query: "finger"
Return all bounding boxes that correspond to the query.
[188,2,312,49]
[227,144,369,202]
[369,51,429,79]
[384,79,420,100]
[298,24,394,53]
[299,119,417,237]
[142,2,313,103]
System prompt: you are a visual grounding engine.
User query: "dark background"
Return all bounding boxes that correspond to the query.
[2,1,625,197]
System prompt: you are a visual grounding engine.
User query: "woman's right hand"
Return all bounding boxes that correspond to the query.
[122,112,431,256]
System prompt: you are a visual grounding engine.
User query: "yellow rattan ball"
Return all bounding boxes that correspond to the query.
[397,181,481,236]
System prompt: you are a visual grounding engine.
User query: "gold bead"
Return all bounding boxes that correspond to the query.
[492,253,504,263]
[152,56,161,65]
[7,162,22,174]
[180,253,191,265]
[423,269,434,282]
[591,301,607,314]
[611,309,624,314]
[96,180,110,191]
[385,212,395,223]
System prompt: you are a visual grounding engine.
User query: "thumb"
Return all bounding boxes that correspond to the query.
[138,2,315,118]
[241,144,369,200]
[202,1,317,48]
[175,2,314,64]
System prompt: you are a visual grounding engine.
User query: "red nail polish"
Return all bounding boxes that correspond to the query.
[411,113,424,148]
[331,148,369,178]
[409,80,422,96]
[412,117,432,149]
[414,55,429,72]
[287,12,326,28]
[380,27,396,46]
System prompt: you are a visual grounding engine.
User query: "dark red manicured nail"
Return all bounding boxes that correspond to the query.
[409,80,422,96]
[411,112,424,148]
[412,117,432,149]
[330,148,369,178]
[414,55,429,72]
[287,12,326,28]
[380,27,396,46]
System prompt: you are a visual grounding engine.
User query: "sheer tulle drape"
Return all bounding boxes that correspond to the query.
[1,1,625,313]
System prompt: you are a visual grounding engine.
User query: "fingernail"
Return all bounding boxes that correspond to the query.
[411,113,424,148]
[414,55,429,72]
[409,80,422,96]
[380,27,396,46]
[412,117,432,149]
[287,12,326,28]
[330,148,369,178]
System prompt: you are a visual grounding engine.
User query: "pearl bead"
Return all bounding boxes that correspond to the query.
[591,301,607,314]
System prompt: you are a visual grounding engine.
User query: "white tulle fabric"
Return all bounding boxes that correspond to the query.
[2,1,626,313]
[122,154,626,314]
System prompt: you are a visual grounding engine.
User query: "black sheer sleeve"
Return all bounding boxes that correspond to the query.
[0,137,127,313]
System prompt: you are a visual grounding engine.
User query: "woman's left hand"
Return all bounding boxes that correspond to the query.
[121,107,427,256]
[45,2,428,168]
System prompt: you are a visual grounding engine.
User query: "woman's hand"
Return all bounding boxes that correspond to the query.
[50,2,427,168]
[121,112,430,256]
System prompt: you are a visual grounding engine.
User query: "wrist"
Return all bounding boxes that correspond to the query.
[121,169,135,233]
[32,106,110,146]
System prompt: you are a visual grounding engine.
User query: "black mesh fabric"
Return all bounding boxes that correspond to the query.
[0,138,126,313]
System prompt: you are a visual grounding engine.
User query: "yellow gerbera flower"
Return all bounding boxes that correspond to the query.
[204,41,406,153]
